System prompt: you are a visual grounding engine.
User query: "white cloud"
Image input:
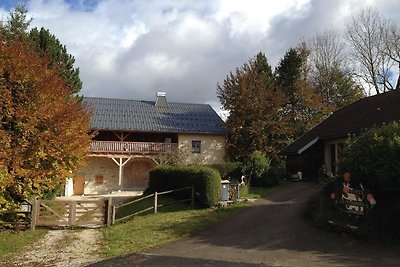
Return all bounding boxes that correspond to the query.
[1,0,400,113]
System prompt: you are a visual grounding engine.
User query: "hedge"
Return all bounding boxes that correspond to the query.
[208,162,242,181]
[148,165,221,208]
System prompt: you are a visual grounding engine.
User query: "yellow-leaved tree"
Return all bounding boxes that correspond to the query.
[0,34,91,209]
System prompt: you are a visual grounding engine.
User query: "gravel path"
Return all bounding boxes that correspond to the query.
[3,229,102,267]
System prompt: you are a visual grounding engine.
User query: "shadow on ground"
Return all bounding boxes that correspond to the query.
[88,253,261,267]
[91,182,400,266]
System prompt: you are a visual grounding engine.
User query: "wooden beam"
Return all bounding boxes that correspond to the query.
[114,131,131,141]
[111,157,132,189]
[118,158,122,188]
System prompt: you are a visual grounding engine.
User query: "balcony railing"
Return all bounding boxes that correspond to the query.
[89,141,178,154]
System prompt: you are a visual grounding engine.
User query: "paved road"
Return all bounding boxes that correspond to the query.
[91,182,400,266]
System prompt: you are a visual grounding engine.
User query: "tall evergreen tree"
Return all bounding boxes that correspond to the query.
[217,52,288,161]
[275,45,326,140]
[1,6,82,94]
[29,27,82,94]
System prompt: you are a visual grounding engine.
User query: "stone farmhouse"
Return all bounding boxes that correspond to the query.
[65,92,226,196]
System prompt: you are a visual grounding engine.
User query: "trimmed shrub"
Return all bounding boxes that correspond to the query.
[193,167,221,208]
[242,150,270,185]
[148,165,221,208]
[208,162,242,181]
[251,158,284,186]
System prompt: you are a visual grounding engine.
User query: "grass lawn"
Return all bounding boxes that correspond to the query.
[0,229,47,260]
[102,200,248,257]
[240,183,286,199]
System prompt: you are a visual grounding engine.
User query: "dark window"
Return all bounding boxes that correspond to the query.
[192,140,201,154]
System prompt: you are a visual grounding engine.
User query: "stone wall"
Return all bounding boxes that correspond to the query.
[74,157,155,195]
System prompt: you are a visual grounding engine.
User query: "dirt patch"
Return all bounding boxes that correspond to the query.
[8,229,103,267]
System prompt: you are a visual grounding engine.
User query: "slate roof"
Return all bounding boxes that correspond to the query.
[83,97,226,135]
[281,90,400,155]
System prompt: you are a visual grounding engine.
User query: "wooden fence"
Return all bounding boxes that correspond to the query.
[0,211,31,230]
[31,199,109,231]
[113,186,194,224]
[90,141,178,154]
[27,186,194,230]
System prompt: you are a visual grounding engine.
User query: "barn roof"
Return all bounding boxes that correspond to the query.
[281,90,400,155]
[83,96,226,135]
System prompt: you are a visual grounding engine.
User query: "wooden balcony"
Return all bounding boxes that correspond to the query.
[89,141,178,155]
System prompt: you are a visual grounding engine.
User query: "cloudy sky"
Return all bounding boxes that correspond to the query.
[1,0,399,114]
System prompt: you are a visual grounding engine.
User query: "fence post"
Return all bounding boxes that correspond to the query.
[107,197,113,226]
[112,206,116,225]
[191,186,195,209]
[31,198,38,231]
[154,192,158,213]
[69,201,76,226]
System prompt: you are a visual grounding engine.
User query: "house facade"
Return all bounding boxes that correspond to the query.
[65,93,226,196]
[281,90,400,179]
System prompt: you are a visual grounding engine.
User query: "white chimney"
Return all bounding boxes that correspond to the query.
[155,91,168,107]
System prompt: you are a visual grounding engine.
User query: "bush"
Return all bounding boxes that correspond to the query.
[251,158,284,186]
[339,122,400,193]
[208,162,241,181]
[324,122,400,243]
[242,150,269,184]
[148,165,221,208]
[359,190,400,243]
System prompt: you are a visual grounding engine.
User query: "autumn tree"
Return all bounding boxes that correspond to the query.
[217,53,287,161]
[275,44,326,140]
[0,35,91,208]
[1,6,82,94]
[346,7,400,94]
[308,30,364,109]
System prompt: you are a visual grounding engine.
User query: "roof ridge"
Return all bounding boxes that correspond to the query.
[83,96,212,107]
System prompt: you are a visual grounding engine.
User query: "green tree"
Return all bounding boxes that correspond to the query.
[0,5,31,38]
[242,150,269,185]
[0,35,91,208]
[275,44,326,140]
[217,52,288,161]
[339,122,400,192]
[1,6,82,94]
[29,27,82,94]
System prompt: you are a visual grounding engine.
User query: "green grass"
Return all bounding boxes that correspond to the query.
[0,229,47,260]
[115,194,192,220]
[240,183,285,199]
[102,202,247,257]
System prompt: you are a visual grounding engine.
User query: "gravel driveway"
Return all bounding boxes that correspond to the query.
[91,181,400,266]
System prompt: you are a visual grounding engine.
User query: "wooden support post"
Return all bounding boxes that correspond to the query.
[112,206,116,225]
[31,198,38,231]
[118,158,123,190]
[69,201,76,226]
[111,157,132,191]
[107,197,113,226]
[154,191,158,213]
[191,186,195,209]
